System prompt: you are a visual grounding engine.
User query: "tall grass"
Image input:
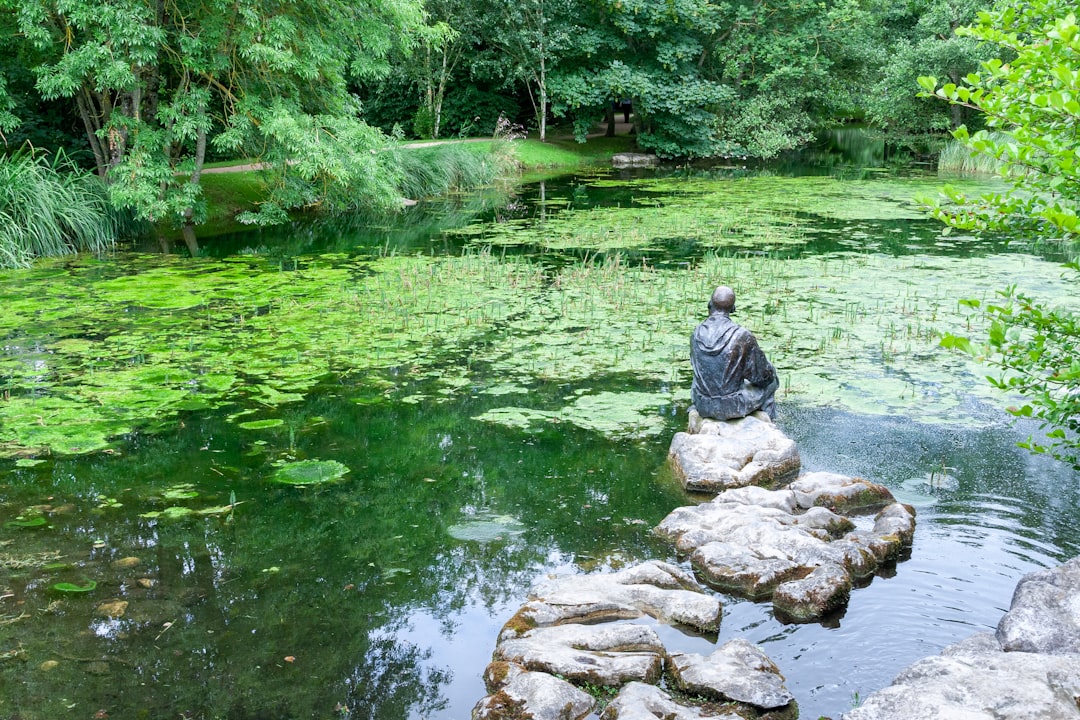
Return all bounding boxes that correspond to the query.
[0,149,120,268]
[390,142,512,201]
[937,131,1012,176]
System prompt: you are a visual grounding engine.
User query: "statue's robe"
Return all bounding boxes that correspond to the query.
[690,312,779,420]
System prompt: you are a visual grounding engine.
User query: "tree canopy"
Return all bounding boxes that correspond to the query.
[0,0,429,248]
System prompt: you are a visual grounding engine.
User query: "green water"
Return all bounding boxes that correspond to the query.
[2,168,1079,720]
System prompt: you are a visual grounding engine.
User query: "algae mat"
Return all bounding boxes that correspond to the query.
[2,240,1076,459]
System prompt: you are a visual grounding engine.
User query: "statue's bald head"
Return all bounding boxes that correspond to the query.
[708,286,736,314]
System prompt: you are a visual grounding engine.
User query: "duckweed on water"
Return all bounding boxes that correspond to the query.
[0,174,1074,458]
[448,175,1007,252]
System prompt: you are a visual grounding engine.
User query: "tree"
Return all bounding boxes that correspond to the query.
[926,0,1080,466]
[866,0,992,144]
[0,0,427,252]
[548,0,872,159]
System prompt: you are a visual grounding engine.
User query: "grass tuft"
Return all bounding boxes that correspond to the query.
[937,131,1012,176]
[0,148,121,268]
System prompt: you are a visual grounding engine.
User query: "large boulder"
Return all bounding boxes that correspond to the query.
[474,662,595,720]
[842,637,1080,720]
[668,410,801,493]
[656,476,915,620]
[611,152,659,168]
[600,682,745,720]
[844,560,1080,719]
[668,638,797,711]
[996,556,1080,654]
[508,560,722,634]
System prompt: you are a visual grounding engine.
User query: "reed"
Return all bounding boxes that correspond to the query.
[0,149,120,268]
[390,143,509,201]
[937,131,1012,176]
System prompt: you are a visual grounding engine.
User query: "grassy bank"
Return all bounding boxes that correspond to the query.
[170,133,636,242]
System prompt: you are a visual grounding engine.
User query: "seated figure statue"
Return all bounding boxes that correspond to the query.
[690,286,779,420]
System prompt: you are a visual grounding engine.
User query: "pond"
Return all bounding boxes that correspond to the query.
[1,165,1079,720]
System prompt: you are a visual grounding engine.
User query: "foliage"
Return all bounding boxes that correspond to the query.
[0,0,428,244]
[942,287,1080,467]
[390,142,510,199]
[925,0,1080,466]
[866,0,993,143]
[0,148,119,267]
[547,0,871,159]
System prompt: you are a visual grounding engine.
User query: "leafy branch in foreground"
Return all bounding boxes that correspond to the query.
[920,0,1080,467]
[941,283,1080,467]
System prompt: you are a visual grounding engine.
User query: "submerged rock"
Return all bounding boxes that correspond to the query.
[668,410,800,493]
[844,560,1080,720]
[656,475,915,620]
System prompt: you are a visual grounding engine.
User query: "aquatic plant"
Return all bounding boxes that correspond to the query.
[271,459,351,486]
[51,580,96,593]
[936,131,1012,176]
[389,143,511,201]
[0,149,120,268]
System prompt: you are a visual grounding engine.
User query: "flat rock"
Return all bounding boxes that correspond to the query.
[669,638,796,710]
[474,662,595,720]
[996,557,1080,654]
[772,563,852,621]
[842,643,1080,720]
[788,472,897,513]
[656,477,915,619]
[494,623,664,687]
[611,152,659,168]
[508,560,722,633]
[668,411,800,493]
[600,682,744,720]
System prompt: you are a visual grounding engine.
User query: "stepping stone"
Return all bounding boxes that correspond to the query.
[668,410,800,493]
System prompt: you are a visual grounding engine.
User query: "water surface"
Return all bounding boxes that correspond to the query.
[2,168,1078,720]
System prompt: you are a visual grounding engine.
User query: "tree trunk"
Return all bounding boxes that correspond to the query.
[75,89,108,177]
[180,124,207,256]
[605,104,616,137]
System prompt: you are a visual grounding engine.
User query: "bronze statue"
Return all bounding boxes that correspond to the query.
[690,286,778,420]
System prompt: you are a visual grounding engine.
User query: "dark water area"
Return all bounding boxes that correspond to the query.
[3,164,1080,720]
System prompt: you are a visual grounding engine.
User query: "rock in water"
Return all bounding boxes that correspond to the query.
[668,410,800,493]
[473,663,595,720]
[656,475,915,620]
[996,556,1080,654]
[668,638,796,710]
[845,559,1080,720]
[600,682,745,720]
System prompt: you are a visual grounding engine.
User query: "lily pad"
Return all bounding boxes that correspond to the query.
[5,517,48,528]
[140,506,195,519]
[14,458,45,468]
[162,484,199,501]
[237,418,285,430]
[270,460,350,486]
[52,580,97,593]
[447,514,526,543]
